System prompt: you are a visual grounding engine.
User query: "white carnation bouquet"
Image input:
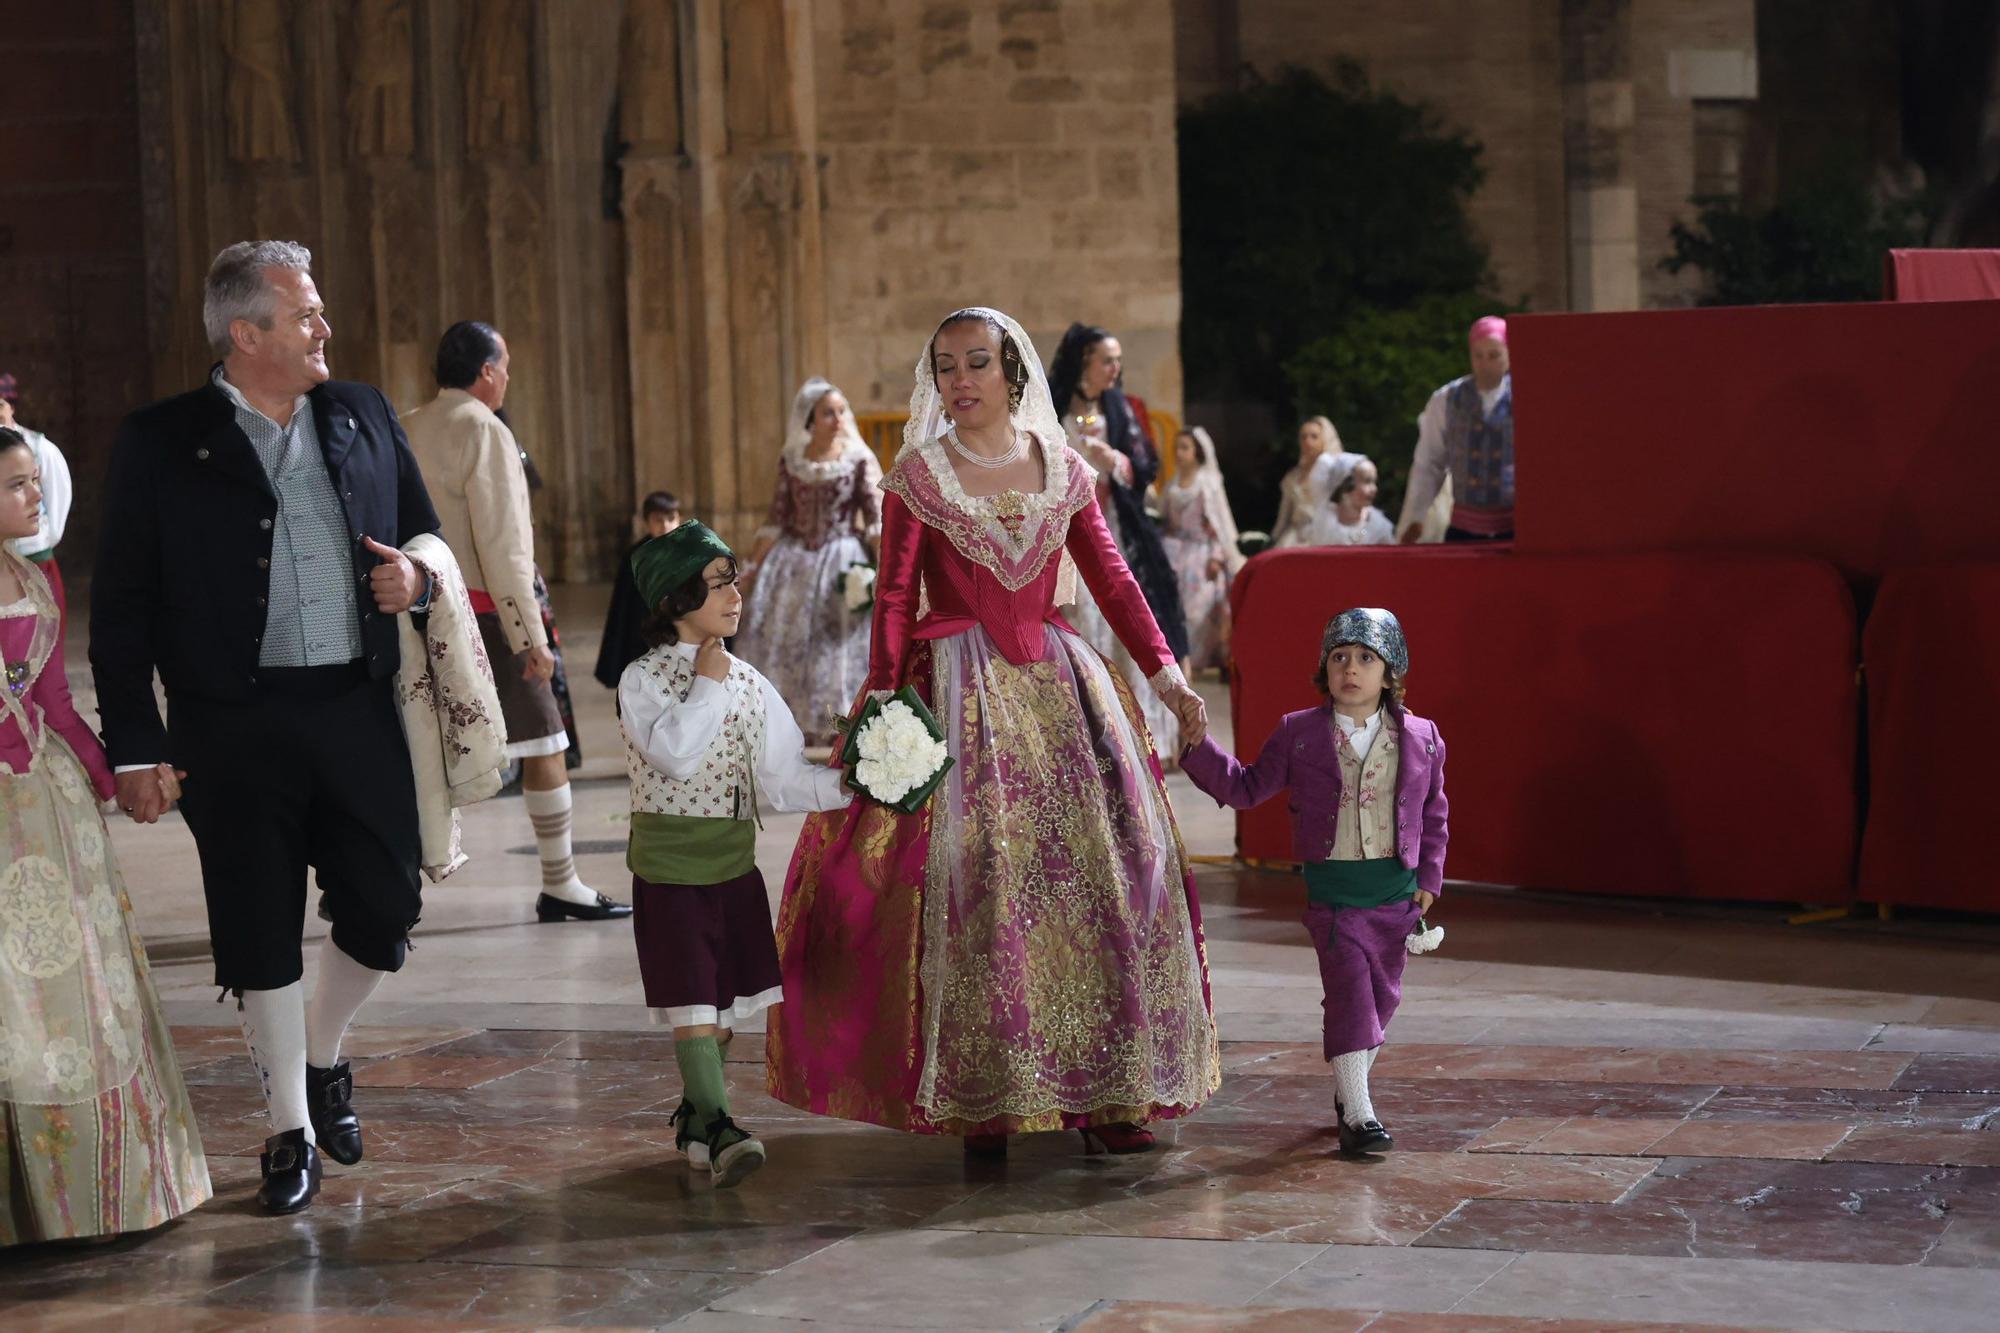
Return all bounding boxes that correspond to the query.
[1405,917,1444,954]
[838,687,953,813]
[841,563,877,613]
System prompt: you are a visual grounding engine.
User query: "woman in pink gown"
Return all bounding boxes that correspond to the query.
[766,309,1220,1154]
[1,430,210,1242]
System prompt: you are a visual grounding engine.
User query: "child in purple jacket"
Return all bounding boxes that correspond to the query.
[1181,607,1448,1155]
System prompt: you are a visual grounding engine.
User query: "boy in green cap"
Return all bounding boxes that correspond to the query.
[619,522,853,1185]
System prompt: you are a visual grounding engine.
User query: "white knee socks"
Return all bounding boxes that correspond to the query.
[306,938,387,1068]
[1332,1047,1378,1127]
[238,982,314,1143]
[524,784,597,905]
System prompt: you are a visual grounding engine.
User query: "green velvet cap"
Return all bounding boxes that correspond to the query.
[630,521,734,612]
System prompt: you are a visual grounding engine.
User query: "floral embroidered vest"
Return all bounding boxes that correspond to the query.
[624,646,767,821]
[1441,375,1514,510]
[1331,717,1402,861]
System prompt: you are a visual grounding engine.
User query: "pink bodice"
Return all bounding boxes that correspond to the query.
[868,439,1174,691]
[761,441,883,549]
[0,599,116,798]
[1159,481,1218,541]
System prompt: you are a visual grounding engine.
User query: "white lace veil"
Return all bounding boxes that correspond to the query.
[900,307,1064,464]
[787,376,864,451]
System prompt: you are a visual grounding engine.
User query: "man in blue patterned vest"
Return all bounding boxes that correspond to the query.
[1401,315,1514,544]
[92,241,440,1215]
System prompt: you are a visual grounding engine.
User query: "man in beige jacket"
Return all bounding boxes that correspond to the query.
[404,321,629,922]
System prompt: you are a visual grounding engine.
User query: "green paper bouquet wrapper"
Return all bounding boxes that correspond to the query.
[838,686,955,815]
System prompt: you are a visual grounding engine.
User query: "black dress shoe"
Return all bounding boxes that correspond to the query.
[1337,1117,1394,1156]
[535,892,634,922]
[257,1129,323,1214]
[307,1061,363,1166]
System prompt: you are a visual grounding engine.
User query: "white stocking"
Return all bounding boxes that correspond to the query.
[238,982,315,1142]
[306,938,386,1068]
[1331,1048,1376,1127]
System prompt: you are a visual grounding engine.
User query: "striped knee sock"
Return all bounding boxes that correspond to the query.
[524,784,596,905]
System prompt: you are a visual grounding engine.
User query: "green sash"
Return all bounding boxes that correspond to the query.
[627,812,756,886]
[1302,857,1417,908]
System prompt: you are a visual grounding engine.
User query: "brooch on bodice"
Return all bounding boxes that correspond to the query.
[992,489,1028,536]
[4,659,27,697]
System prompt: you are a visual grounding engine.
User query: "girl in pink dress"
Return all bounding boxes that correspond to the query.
[766,309,1220,1154]
[0,428,210,1242]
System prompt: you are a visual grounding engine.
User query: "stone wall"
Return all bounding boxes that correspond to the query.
[20,1,1774,583]
[134,0,632,578]
[0,0,152,571]
[1177,0,1757,311]
[811,0,1185,421]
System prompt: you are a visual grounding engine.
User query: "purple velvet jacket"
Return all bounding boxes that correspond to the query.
[1181,703,1450,898]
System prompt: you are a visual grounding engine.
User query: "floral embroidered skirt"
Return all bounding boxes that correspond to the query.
[767,624,1219,1135]
[1160,531,1232,672]
[734,533,873,746]
[1,740,211,1244]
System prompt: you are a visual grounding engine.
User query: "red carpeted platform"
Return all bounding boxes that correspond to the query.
[1508,300,2000,583]
[1224,548,1859,902]
[1857,565,2000,911]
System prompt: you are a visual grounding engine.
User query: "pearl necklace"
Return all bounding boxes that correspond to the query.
[947,427,1025,470]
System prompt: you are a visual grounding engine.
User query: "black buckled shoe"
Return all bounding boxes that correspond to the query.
[535,892,634,923]
[257,1128,323,1214]
[1337,1117,1394,1156]
[306,1061,363,1166]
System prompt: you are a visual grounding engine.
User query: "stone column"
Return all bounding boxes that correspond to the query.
[620,0,828,550]
[1561,0,1640,311]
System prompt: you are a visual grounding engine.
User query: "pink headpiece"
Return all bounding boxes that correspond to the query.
[1468,316,1508,346]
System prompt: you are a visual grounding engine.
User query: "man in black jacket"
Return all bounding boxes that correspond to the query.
[90,241,440,1215]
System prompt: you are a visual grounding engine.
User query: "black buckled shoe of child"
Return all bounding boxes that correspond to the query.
[257,1128,323,1214]
[1337,1117,1394,1156]
[705,1114,765,1188]
[306,1060,363,1166]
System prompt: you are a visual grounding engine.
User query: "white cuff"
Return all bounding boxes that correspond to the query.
[1148,664,1189,697]
[113,764,157,774]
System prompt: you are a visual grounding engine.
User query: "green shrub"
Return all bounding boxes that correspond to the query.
[1662,176,1931,305]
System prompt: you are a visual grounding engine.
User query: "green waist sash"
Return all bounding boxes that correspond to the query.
[1302,857,1417,908]
[627,812,756,886]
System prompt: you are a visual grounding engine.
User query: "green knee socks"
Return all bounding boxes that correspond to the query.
[675,1035,729,1129]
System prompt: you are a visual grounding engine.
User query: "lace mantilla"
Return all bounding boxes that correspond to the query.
[881,434,1092,593]
[780,436,873,483]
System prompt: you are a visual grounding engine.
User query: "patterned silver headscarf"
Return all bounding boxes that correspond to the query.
[1321,606,1409,676]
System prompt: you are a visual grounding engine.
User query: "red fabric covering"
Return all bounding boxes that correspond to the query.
[1226,548,1859,902]
[1510,301,2000,581]
[1884,249,2000,302]
[1857,565,2000,910]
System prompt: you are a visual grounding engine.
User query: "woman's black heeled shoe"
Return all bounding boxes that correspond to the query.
[963,1133,1008,1159]
[1078,1122,1155,1155]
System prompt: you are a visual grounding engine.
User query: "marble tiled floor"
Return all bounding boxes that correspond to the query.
[7,589,2000,1330]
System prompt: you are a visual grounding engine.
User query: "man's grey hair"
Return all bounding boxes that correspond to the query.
[203,240,314,357]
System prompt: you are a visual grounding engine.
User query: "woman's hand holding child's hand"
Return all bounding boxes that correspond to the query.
[1167,684,1208,747]
[694,636,730,682]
